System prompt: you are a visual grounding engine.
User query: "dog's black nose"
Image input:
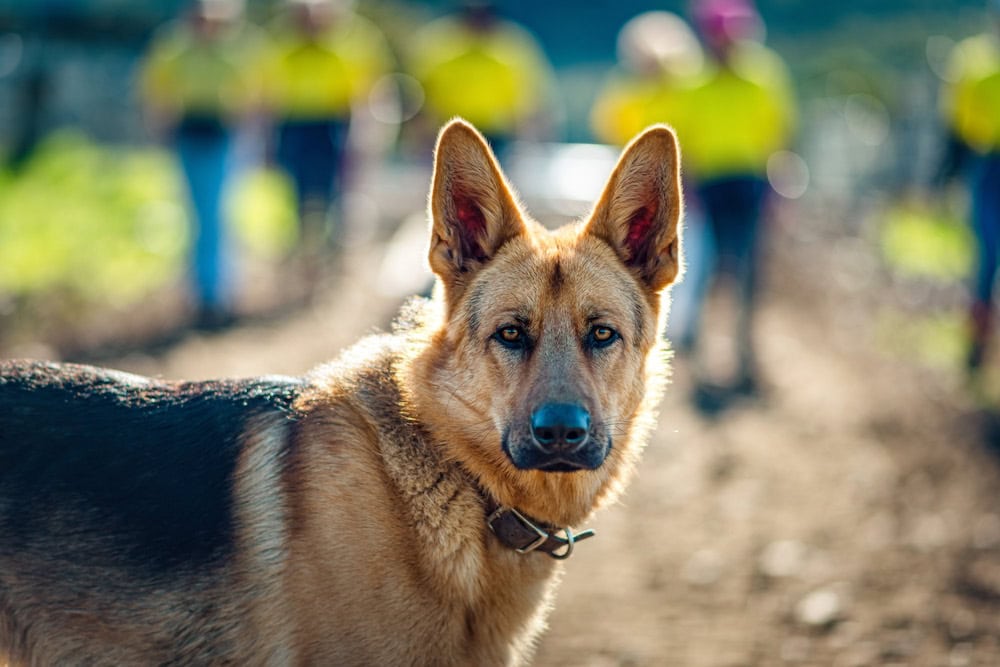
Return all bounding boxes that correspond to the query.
[530,403,591,452]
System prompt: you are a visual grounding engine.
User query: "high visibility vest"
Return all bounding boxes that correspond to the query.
[409,18,550,136]
[141,21,263,119]
[592,75,667,147]
[943,34,1000,152]
[264,14,393,120]
[677,41,796,180]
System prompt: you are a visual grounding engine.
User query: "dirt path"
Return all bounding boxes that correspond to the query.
[97,212,1000,667]
[536,298,1000,666]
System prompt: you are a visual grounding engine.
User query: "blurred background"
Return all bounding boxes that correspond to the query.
[3,0,1000,664]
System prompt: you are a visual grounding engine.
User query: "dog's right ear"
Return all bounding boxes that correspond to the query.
[584,125,683,294]
[428,119,527,298]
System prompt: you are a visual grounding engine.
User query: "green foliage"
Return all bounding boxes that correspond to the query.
[0,131,297,311]
[226,167,298,259]
[0,131,184,306]
[880,202,973,281]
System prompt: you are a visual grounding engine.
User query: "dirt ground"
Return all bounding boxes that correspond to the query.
[49,200,1000,667]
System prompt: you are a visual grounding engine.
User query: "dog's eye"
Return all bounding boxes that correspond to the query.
[588,326,619,349]
[500,326,521,342]
[495,325,527,349]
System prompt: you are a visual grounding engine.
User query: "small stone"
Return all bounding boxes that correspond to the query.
[759,539,808,579]
[949,642,974,667]
[795,586,844,628]
[908,513,949,552]
[681,549,723,587]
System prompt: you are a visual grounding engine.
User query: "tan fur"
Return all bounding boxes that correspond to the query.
[0,119,682,666]
[279,120,683,664]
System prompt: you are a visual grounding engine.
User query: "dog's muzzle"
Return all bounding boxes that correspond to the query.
[505,403,608,471]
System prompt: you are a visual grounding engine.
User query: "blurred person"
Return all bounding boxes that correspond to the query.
[937,1,1000,375]
[682,0,796,399]
[263,0,394,255]
[591,11,713,357]
[140,0,264,328]
[407,0,558,157]
[591,11,702,146]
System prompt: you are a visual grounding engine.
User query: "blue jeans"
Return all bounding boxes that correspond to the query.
[275,118,350,243]
[971,152,1000,305]
[665,188,714,352]
[175,117,234,312]
[696,175,769,377]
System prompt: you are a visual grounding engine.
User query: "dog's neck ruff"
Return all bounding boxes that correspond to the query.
[486,505,595,560]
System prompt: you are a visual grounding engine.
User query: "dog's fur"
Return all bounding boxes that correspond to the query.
[0,119,682,666]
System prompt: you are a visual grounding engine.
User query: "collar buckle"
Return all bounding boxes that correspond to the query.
[489,506,549,553]
[487,505,595,559]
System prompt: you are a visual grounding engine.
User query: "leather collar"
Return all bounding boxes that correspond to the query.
[486,505,595,560]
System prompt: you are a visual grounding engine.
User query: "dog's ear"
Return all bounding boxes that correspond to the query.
[584,125,683,293]
[428,119,526,295]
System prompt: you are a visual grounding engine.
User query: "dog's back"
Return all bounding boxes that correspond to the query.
[0,360,302,664]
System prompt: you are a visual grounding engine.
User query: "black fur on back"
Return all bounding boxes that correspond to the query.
[0,360,302,574]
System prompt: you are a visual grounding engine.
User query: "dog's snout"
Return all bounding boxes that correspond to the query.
[530,403,591,452]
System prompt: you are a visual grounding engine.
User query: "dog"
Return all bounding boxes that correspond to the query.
[0,119,682,666]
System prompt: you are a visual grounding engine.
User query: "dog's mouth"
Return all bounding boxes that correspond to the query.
[502,430,610,473]
[536,459,589,473]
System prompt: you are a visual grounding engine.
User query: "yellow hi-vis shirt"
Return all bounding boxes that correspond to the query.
[140,21,263,119]
[943,34,1000,153]
[591,75,660,147]
[264,14,393,120]
[677,41,796,180]
[591,70,695,147]
[409,18,550,136]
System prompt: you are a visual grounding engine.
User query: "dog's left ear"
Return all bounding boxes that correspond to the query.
[428,119,527,299]
[584,125,683,293]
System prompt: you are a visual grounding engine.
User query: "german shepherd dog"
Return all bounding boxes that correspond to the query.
[0,119,682,665]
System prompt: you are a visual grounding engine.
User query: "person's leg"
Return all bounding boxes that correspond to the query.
[665,194,715,355]
[730,177,768,390]
[175,122,232,321]
[690,178,740,405]
[277,120,340,248]
[697,176,768,391]
[324,118,351,248]
[700,180,739,280]
[968,154,1000,371]
[275,121,310,234]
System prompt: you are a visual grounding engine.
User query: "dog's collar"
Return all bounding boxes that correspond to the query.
[486,505,595,560]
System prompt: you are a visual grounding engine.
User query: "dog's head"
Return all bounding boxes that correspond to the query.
[408,119,682,526]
